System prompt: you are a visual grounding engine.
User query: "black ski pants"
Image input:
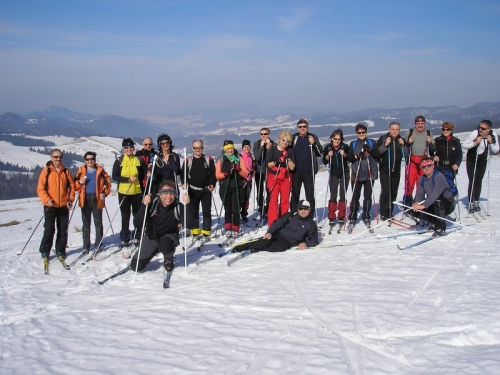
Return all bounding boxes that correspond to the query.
[349,180,373,220]
[466,158,487,202]
[291,171,315,216]
[131,233,179,272]
[379,171,400,218]
[232,232,292,253]
[39,206,69,256]
[81,194,103,249]
[254,172,269,215]
[329,173,348,202]
[186,188,212,232]
[118,193,142,242]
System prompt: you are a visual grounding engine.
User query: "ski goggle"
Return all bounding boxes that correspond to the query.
[158,188,177,196]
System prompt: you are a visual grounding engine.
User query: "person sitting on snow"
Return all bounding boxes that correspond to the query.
[230,200,318,253]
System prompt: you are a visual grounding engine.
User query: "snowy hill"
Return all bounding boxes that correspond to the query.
[0,149,499,374]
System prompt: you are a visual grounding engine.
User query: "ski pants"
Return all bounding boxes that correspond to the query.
[81,194,103,249]
[232,232,292,253]
[186,188,212,233]
[39,206,69,256]
[131,233,179,272]
[405,155,425,198]
[417,197,454,231]
[118,193,142,242]
[379,171,401,218]
[254,172,269,216]
[291,171,315,216]
[349,180,373,220]
[220,186,243,232]
[266,172,292,227]
[240,182,252,218]
[466,158,487,202]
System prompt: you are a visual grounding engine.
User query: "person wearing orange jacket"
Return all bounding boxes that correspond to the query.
[74,151,112,253]
[215,140,248,238]
[37,149,75,260]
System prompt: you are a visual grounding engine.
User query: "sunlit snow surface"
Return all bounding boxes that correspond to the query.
[1,150,499,374]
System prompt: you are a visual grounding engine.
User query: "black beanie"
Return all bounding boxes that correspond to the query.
[242,140,251,148]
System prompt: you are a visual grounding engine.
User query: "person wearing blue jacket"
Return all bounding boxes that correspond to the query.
[230,200,319,253]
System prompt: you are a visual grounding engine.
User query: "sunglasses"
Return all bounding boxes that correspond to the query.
[332,138,341,141]
[442,128,451,132]
[281,138,291,143]
[479,126,488,131]
[85,158,95,161]
[192,147,203,151]
[160,141,170,145]
[298,125,308,129]
[260,133,269,136]
[298,207,309,211]
[124,145,134,149]
[357,131,366,135]
[51,156,63,159]
[143,143,152,146]
[421,164,433,169]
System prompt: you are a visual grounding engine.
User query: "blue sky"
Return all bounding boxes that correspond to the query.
[1,0,500,118]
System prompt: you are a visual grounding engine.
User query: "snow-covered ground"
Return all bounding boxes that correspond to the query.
[1,142,499,374]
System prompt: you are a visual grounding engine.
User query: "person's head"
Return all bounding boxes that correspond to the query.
[355,123,367,140]
[84,151,97,167]
[441,121,454,136]
[192,139,204,157]
[122,138,135,155]
[157,134,173,152]
[260,127,270,140]
[478,119,492,138]
[389,122,401,138]
[142,137,153,150]
[50,149,64,166]
[278,130,292,149]
[415,115,426,133]
[158,181,177,207]
[242,140,251,154]
[420,157,435,177]
[223,140,235,156]
[297,118,309,135]
[297,199,311,218]
[330,129,343,146]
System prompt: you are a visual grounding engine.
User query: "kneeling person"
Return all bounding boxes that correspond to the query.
[131,181,180,272]
[412,157,455,236]
[231,200,319,253]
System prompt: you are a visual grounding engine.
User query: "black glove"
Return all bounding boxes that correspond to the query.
[363,141,371,152]
[491,135,496,144]
[356,152,364,159]
[285,155,292,163]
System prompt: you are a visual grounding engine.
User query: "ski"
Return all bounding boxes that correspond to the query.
[98,266,131,285]
[57,256,71,270]
[218,237,235,248]
[69,250,89,267]
[163,270,173,289]
[195,250,232,267]
[364,220,374,234]
[347,223,354,234]
[227,250,251,266]
[43,257,49,274]
[121,245,139,259]
[376,229,428,240]
[388,218,415,230]
[94,246,123,262]
[397,226,462,250]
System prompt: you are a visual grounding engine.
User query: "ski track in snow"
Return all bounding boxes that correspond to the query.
[1,145,500,374]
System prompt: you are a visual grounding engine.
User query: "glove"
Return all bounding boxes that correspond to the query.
[363,142,371,152]
[234,163,241,172]
[285,155,292,163]
[356,152,364,159]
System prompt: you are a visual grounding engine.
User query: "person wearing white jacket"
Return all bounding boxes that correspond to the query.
[462,119,499,212]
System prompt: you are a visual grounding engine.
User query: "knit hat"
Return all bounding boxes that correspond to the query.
[223,140,234,151]
[415,115,426,123]
[242,140,251,148]
[122,138,135,147]
[298,200,311,209]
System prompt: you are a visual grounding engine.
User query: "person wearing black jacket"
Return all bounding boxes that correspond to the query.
[431,122,462,175]
[230,200,319,253]
[135,137,156,190]
[376,122,408,220]
[131,181,180,272]
[347,124,381,226]
[181,139,216,241]
[153,133,181,195]
[291,118,323,216]
[322,129,349,226]
[253,128,276,220]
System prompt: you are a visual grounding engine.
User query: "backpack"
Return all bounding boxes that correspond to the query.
[351,138,374,151]
[186,155,212,180]
[420,169,458,196]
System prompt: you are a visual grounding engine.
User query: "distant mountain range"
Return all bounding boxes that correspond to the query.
[1,102,499,153]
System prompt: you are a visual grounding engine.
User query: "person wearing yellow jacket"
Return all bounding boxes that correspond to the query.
[36,149,75,259]
[112,138,148,246]
[74,152,112,253]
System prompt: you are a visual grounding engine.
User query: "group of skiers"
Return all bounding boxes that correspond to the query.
[35,117,498,273]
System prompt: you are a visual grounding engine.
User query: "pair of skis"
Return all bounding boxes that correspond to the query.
[44,255,70,275]
[397,226,463,250]
[97,265,174,288]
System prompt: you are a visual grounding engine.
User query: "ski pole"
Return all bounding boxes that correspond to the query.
[396,202,493,235]
[486,143,490,216]
[453,169,461,224]
[310,144,319,222]
[18,208,48,256]
[104,206,115,236]
[216,166,231,237]
[321,156,332,224]
[365,149,378,224]
[388,146,392,218]
[259,162,269,228]
[134,154,158,281]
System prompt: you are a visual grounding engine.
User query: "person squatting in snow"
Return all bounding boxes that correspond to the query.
[230,199,319,253]
[130,181,189,272]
